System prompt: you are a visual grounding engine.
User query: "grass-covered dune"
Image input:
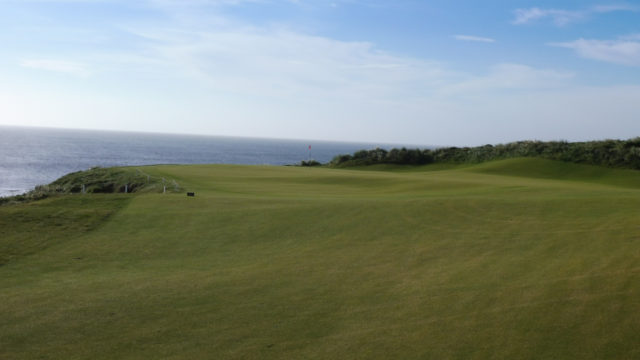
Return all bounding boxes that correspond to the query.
[1,158,639,359]
[0,167,180,206]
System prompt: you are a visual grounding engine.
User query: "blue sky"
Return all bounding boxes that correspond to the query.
[1,0,640,145]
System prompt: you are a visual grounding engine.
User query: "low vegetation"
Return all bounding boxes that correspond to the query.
[330,137,640,169]
[297,160,323,167]
[0,167,180,206]
[1,159,639,359]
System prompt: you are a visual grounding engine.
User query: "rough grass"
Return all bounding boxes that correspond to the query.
[0,166,181,206]
[1,159,639,359]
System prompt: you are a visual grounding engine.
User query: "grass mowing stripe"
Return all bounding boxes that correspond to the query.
[0,195,131,267]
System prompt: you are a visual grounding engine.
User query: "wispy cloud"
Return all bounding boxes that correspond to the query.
[440,63,574,96]
[452,35,495,43]
[512,8,583,26]
[551,36,640,66]
[592,4,638,13]
[124,25,455,102]
[512,4,637,26]
[19,59,90,77]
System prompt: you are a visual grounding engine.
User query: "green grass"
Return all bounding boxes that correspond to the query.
[1,159,639,359]
[0,166,181,206]
[0,195,131,266]
[467,157,640,188]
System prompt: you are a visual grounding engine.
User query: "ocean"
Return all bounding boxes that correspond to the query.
[0,126,398,197]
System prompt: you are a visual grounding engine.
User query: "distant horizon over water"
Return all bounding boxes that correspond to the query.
[0,126,417,197]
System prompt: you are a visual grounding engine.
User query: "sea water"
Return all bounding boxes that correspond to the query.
[0,126,398,197]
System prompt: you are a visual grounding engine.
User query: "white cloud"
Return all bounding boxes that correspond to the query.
[512,7,584,26]
[453,35,495,43]
[123,25,457,103]
[19,59,90,77]
[512,4,637,26]
[440,63,574,96]
[592,4,638,13]
[551,37,640,66]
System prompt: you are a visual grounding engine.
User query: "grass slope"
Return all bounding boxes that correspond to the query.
[1,159,639,359]
[467,157,640,188]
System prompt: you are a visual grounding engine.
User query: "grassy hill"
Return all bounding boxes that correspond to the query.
[1,159,639,359]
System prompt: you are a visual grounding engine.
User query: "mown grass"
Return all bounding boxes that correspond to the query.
[468,157,640,188]
[1,159,639,359]
[0,195,131,266]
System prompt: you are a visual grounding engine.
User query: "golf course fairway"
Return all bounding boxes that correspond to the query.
[1,158,639,359]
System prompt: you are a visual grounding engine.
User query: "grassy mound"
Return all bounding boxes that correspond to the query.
[1,166,181,205]
[465,157,640,188]
[1,161,639,359]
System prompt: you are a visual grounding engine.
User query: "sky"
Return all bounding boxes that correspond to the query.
[1,0,640,146]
